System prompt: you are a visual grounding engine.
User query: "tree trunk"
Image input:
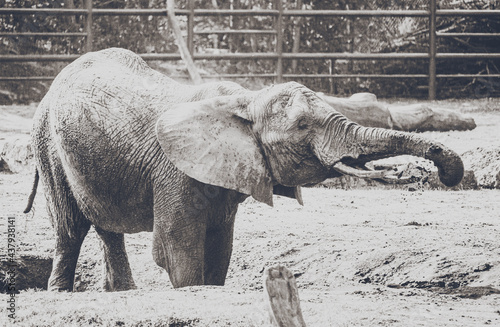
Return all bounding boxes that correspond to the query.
[318,93,476,132]
[166,0,203,84]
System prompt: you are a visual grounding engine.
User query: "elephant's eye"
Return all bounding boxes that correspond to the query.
[297,118,309,130]
[281,95,292,109]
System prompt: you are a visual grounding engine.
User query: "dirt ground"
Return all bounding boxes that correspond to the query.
[1,99,500,326]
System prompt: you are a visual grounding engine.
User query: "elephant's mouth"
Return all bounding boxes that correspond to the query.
[331,157,429,184]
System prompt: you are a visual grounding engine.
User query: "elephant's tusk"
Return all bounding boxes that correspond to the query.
[332,162,427,184]
[377,173,425,184]
[332,162,394,179]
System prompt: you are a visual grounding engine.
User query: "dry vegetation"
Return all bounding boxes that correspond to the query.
[1,98,500,326]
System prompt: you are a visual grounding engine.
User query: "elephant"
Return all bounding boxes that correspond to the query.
[24,48,464,292]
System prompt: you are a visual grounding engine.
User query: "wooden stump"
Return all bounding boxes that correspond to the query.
[264,265,307,327]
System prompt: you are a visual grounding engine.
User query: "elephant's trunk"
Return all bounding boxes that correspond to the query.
[316,116,464,187]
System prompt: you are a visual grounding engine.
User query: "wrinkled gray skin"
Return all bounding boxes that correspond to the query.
[26,48,464,292]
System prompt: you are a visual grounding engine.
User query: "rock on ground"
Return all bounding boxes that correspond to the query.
[461,146,500,189]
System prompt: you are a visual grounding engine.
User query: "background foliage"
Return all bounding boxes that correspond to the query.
[0,0,499,104]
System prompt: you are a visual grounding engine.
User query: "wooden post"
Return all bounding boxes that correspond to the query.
[84,0,93,52]
[264,265,307,327]
[428,0,437,100]
[166,0,203,84]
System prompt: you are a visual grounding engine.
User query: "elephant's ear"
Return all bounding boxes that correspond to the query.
[156,96,274,206]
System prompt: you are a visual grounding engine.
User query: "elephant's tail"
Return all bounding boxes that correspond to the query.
[23,169,39,214]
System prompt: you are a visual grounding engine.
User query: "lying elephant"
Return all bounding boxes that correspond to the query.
[24,48,464,292]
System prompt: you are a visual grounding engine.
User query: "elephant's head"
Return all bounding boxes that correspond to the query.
[156,82,464,206]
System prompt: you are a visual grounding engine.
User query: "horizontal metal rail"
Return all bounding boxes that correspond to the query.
[284,9,500,17]
[202,73,277,78]
[283,9,428,17]
[93,8,187,16]
[0,52,425,62]
[6,73,500,82]
[0,32,87,37]
[0,54,82,62]
[0,52,500,62]
[437,74,500,78]
[437,32,500,37]
[437,9,500,16]
[281,53,430,59]
[3,8,499,17]
[0,76,57,81]
[0,8,177,16]
[0,8,88,15]
[191,9,278,16]
[1,51,499,62]
[283,74,430,78]
[194,29,276,35]
[436,53,500,59]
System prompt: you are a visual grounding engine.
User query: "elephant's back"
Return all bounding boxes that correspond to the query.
[49,48,179,113]
[42,48,185,147]
[32,49,180,232]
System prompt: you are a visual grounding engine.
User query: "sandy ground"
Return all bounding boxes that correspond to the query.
[1,99,500,326]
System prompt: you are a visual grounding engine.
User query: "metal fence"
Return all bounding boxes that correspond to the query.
[1,0,499,99]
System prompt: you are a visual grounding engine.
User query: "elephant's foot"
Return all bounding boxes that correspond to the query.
[48,250,84,291]
[48,252,83,291]
[152,232,205,288]
[48,271,75,292]
[103,270,137,292]
[101,250,137,291]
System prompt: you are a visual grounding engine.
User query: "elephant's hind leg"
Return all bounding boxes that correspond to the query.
[43,175,91,291]
[48,210,91,292]
[95,227,136,291]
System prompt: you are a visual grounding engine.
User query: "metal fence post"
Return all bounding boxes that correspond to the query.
[187,0,194,55]
[428,0,437,100]
[85,0,93,52]
[274,0,283,83]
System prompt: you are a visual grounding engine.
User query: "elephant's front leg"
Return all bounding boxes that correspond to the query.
[151,184,207,287]
[204,221,235,285]
[203,192,245,285]
[152,216,206,287]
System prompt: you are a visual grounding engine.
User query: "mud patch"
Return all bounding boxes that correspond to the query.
[352,249,499,299]
[436,286,500,299]
[0,254,52,292]
[59,316,201,327]
[0,157,13,173]
[388,283,500,299]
